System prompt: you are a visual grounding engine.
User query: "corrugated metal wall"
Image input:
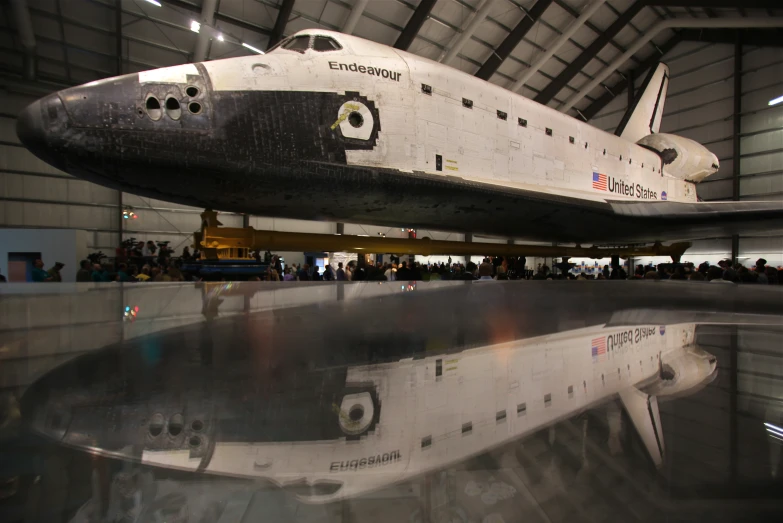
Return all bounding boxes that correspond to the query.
[0,87,122,251]
[592,41,783,265]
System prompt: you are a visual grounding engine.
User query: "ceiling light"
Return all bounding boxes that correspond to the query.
[769,95,783,106]
[144,0,162,6]
[217,34,224,42]
[190,21,201,33]
[242,42,264,54]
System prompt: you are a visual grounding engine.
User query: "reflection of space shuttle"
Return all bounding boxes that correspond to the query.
[23,316,715,503]
[16,29,783,243]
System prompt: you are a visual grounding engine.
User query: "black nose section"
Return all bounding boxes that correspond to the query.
[16,94,68,169]
[16,99,44,150]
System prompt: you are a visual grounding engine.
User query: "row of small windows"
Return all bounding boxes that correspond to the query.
[420,83,659,173]
[421,355,660,449]
[419,384,587,450]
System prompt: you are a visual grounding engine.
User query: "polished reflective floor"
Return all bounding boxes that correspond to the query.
[1,281,782,523]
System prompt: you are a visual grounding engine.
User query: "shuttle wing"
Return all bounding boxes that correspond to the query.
[615,62,669,143]
[618,387,665,468]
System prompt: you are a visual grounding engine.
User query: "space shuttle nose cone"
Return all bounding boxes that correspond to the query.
[16,99,44,150]
[17,94,68,170]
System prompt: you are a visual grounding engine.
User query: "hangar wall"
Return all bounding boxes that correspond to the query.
[592,41,783,266]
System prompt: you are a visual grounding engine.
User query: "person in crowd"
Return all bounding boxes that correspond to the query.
[323,264,335,281]
[115,243,128,268]
[669,266,687,280]
[298,264,310,281]
[531,265,548,280]
[384,263,397,281]
[116,263,135,282]
[312,266,322,281]
[142,241,156,258]
[396,261,411,280]
[167,267,184,281]
[47,262,65,282]
[688,271,705,281]
[273,256,283,275]
[76,260,92,282]
[410,262,422,281]
[495,266,508,280]
[91,264,103,282]
[264,250,273,264]
[478,261,494,280]
[351,261,366,281]
[345,261,354,281]
[264,267,280,281]
[459,262,478,280]
[248,276,261,281]
[181,246,192,260]
[136,265,152,282]
[283,267,296,281]
[706,265,729,283]
[336,262,346,281]
[643,271,660,280]
[764,266,778,285]
[754,259,768,284]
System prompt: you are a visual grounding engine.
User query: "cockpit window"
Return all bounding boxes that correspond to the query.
[282,35,311,53]
[313,36,342,52]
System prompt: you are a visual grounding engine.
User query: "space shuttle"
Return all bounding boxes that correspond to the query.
[21,314,715,503]
[15,29,783,243]
[19,279,734,503]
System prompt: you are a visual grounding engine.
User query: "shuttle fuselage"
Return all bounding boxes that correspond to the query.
[16,30,783,243]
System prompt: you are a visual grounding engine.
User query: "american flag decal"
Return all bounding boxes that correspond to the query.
[592,172,607,191]
[591,337,606,358]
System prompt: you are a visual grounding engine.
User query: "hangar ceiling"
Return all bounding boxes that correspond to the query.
[1,0,781,123]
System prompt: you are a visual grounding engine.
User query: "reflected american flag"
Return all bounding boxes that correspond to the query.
[592,337,606,358]
[592,172,607,191]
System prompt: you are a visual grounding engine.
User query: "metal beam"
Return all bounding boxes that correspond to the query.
[439,0,498,64]
[54,0,71,82]
[394,0,437,51]
[165,0,271,36]
[534,0,644,104]
[581,33,682,122]
[115,0,122,75]
[9,0,36,81]
[561,16,783,114]
[653,0,778,6]
[733,31,742,202]
[342,0,369,35]
[680,28,783,47]
[267,0,295,50]
[511,0,605,92]
[193,0,218,62]
[475,0,552,81]
[553,0,638,63]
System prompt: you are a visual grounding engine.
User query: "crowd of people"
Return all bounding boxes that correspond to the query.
[11,245,781,285]
[555,258,780,284]
[269,257,782,284]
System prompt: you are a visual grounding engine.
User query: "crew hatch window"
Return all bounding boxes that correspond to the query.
[282,35,311,53]
[313,36,342,52]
